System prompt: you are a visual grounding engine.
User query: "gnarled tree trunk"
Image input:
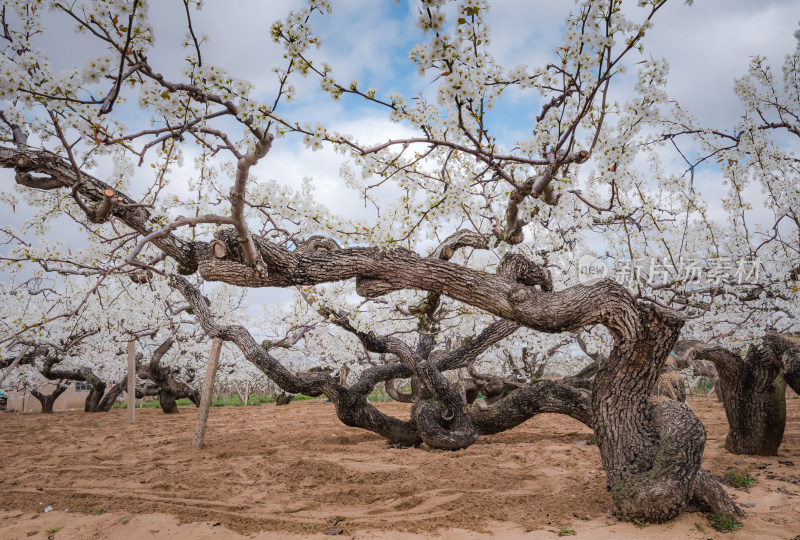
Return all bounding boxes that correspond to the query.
[2,135,745,525]
[275,392,294,406]
[592,302,699,522]
[98,373,128,411]
[1,148,739,522]
[170,246,741,523]
[40,358,111,412]
[80,367,107,412]
[136,339,200,414]
[29,384,68,413]
[690,333,792,456]
[468,380,592,432]
[784,339,800,395]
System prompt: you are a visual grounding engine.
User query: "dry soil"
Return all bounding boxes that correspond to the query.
[0,396,798,539]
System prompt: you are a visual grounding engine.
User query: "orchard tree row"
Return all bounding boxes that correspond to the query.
[1,0,799,525]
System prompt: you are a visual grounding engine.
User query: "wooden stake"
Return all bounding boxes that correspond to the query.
[127,340,136,424]
[193,338,222,449]
[0,345,31,387]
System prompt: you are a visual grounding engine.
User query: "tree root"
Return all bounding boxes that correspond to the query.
[691,468,744,518]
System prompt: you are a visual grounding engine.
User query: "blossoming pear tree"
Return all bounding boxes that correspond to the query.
[2,0,784,522]
[645,24,800,455]
[0,252,252,413]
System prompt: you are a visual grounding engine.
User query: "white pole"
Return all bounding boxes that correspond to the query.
[192,338,222,449]
[127,340,136,423]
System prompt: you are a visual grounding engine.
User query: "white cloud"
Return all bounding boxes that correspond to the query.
[3,0,799,291]
[643,0,798,126]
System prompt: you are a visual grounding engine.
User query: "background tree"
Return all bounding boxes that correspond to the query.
[686,334,793,455]
[650,22,800,454]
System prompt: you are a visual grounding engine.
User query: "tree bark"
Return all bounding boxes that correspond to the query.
[691,333,792,456]
[784,339,800,395]
[590,302,708,523]
[275,392,294,406]
[690,468,744,518]
[136,339,201,414]
[98,373,127,411]
[80,367,107,412]
[468,380,592,432]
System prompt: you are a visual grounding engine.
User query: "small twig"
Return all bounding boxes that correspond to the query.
[100,0,140,115]
[183,0,203,67]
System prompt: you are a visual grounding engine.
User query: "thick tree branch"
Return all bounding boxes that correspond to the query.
[1,147,197,273]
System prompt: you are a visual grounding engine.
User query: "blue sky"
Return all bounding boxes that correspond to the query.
[5,0,799,205]
[1,0,799,332]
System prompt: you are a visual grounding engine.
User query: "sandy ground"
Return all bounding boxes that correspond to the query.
[0,396,798,539]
